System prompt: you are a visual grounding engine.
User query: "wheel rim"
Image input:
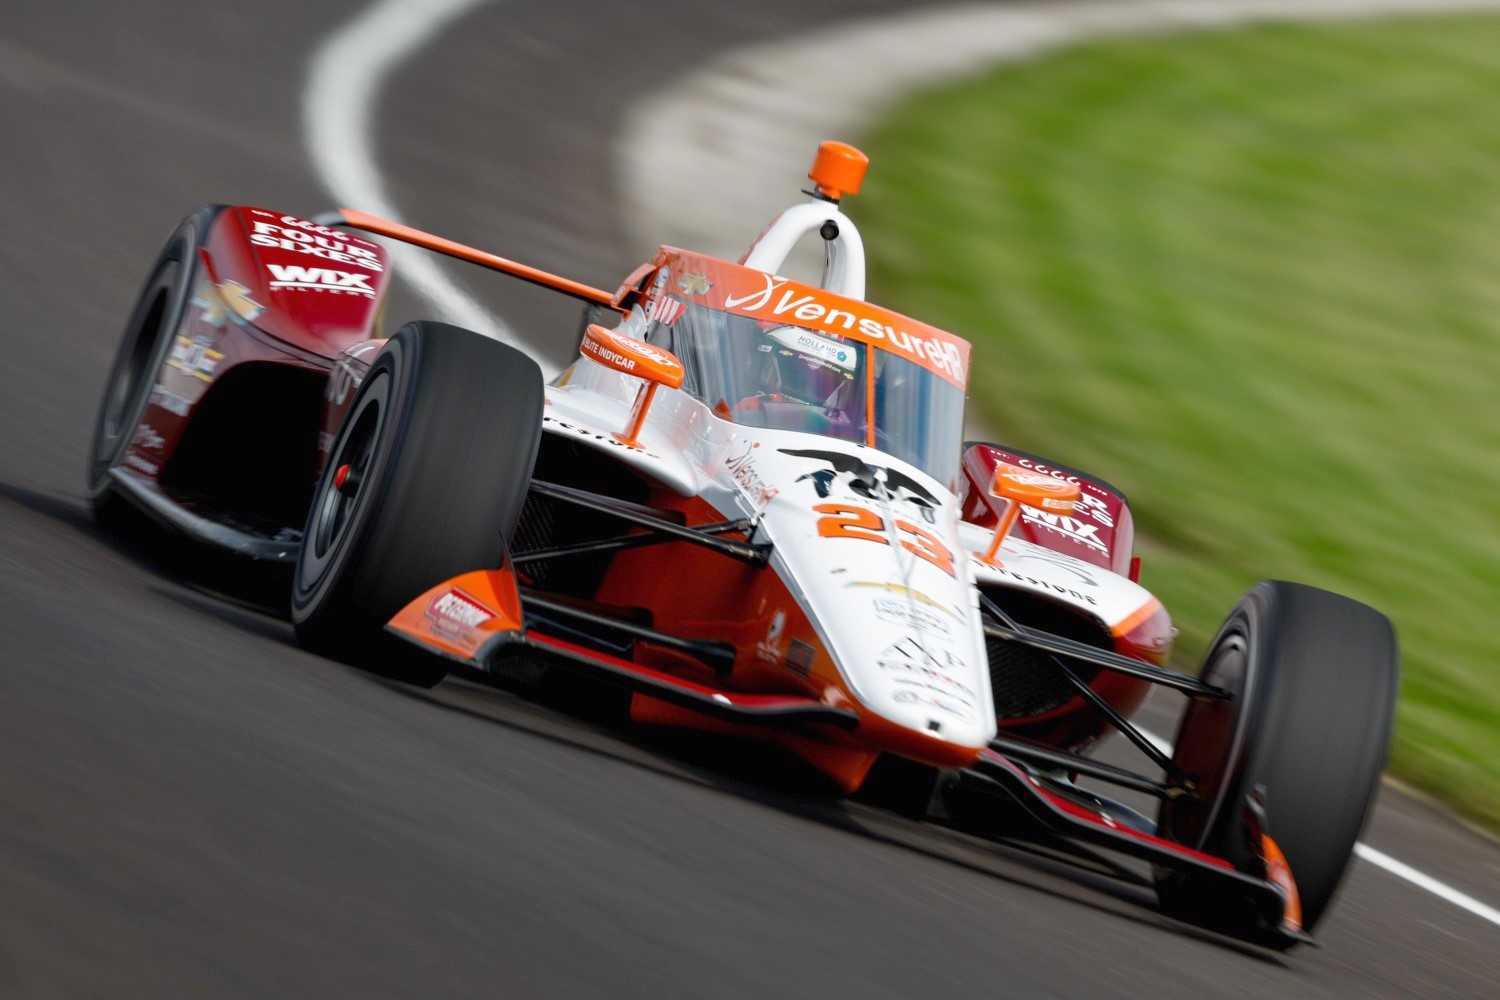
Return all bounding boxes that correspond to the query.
[298,370,390,594]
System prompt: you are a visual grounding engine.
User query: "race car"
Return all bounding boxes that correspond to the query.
[88,140,1397,948]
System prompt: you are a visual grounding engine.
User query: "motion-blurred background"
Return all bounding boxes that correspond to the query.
[3,1,1499,996]
[859,13,1500,828]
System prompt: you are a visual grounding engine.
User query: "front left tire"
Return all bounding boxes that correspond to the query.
[291,321,544,686]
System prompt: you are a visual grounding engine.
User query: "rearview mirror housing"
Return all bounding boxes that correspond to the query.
[579,324,684,447]
[980,464,1081,566]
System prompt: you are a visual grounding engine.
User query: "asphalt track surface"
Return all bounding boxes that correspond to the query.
[2,1,1499,996]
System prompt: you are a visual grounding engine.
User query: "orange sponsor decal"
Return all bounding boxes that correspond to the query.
[981,464,1083,567]
[386,568,524,662]
[656,249,971,390]
[578,324,685,448]
[580,324,684,388]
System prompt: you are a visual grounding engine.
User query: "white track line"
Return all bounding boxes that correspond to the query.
[303,0,511,344]
[1353,843,1500,928]
[1138,728,1500,930]
[302,0,1500,929]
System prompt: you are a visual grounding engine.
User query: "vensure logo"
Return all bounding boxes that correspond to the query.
[722,273,965,385]
[723,273,784,311]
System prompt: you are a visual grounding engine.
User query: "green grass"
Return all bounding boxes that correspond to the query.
[857,15,1500,827]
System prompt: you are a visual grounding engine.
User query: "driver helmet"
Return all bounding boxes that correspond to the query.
[744,324,860,409]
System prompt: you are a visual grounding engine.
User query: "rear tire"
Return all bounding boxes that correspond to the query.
[1156,581,1398,936]
[291,322,543,686]
[87,205,222,527]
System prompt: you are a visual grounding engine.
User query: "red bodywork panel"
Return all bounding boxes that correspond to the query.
[960,443,1169,750]
[960,443,1135,579]
[213,207,389,357]
[122,207,391,487]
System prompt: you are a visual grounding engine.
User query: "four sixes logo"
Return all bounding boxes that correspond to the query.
[248,214,384,272]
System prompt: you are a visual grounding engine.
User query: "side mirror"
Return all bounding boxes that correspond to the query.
[579,324,684,448]
[980,463,1080,566]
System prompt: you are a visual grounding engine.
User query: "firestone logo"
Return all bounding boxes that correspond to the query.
[425,589,496,646]
[250,218,384,272]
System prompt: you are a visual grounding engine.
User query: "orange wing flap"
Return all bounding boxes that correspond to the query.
[386,568,525,665]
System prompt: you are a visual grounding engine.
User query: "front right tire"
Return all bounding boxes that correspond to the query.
[1156,580,1399,937]
[291,321,543,686]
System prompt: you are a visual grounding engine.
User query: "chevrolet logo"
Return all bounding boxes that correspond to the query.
[846,582,963,621]
[191,279,265,327]
[679,272,712,296]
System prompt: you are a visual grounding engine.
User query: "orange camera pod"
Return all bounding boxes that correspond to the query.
[578,324,685,448]
[809,141,869,201]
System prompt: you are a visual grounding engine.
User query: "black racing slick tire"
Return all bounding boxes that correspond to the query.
[86,204,222,526]
[291,321,543,687]
[1156,580,1398,937]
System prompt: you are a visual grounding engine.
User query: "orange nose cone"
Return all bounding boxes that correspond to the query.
[809,141,869,200]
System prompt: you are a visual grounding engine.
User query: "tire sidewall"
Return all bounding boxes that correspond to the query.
[1163,588,1275,859]
[87,208,215,499]
[1159,581,1397,933]
[291,333,416,630]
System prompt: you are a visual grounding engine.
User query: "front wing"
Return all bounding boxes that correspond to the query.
[382,562,1309,948]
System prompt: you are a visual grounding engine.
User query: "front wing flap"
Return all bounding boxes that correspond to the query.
[956,751,1313,946]
[385,567,856,731]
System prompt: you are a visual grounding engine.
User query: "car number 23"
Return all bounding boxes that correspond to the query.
[813,503,955,576]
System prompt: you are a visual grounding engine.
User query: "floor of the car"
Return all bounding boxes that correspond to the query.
[163,488,303,543]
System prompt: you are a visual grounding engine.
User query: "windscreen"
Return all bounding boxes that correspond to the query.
[647,303,965,486]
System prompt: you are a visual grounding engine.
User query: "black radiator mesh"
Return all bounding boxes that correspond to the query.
[983,589,1113,720]
[510,493,559,583]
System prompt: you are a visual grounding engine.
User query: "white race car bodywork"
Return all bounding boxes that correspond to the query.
[544,339,1158,755]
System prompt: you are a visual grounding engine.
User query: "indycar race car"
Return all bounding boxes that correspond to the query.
[88,141,1397,948]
